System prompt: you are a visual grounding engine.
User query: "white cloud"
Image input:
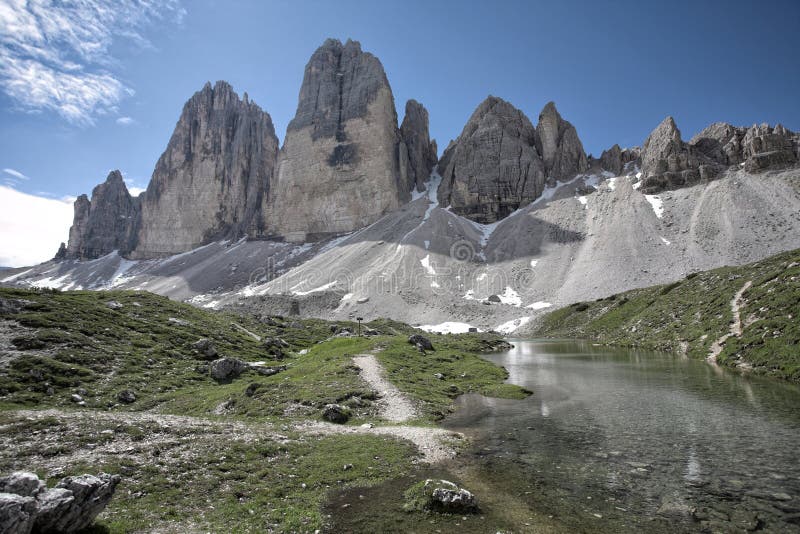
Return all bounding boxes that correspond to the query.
[0,0,185,125]
[3,168,29,180]
[0,185,74,267]
[116,116,135,126]
[128,186,146,196]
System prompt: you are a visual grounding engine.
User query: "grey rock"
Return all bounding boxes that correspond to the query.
[252,365,286,377]
[408,334,434,351]
[262,337,289,357]
[105,300,123,310]
[117,390,136,404]
[640,117,719,194]
[400,99,438,191]
[70,394,83,404]
[598,144,639,176]
[65,171,139,260]
[192,338,218,360]
[322,403,351,424]
[690,121,798,175]
[133,81,279,258]
[268,39,408,242]
[535,101,589,184]
[0,473,44,497]
[0,493,36,534]
[210,357,250,382]
[437,96,546,223]
[36,473,121,533]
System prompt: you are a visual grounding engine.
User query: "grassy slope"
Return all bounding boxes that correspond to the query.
[533,248,800,382]
[0,287,529,532]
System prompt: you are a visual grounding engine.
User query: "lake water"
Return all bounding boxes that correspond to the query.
[443,340,800,533]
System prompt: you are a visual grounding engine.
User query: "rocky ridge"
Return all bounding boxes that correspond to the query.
[64,171,139,260]
[133,81,280,259]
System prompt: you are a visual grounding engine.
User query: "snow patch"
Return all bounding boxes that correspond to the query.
[1,268,32,283]
[644,195,664,218]
[476,273,487,281]
[526,301,552,310]
[463,289,475,300]
[498,286,522,307]
[607,177,617,191]
[418,322,476,334]
[577,195,587,208]
[424,240,430,250]
[420,254,436,275]
[529,260,538,268]
[292,281,338,296]
[495,316,531,334]
[660,236,671,245]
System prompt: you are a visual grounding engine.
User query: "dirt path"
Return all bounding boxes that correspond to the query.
[707,280,752,364]
[352,353,418,422]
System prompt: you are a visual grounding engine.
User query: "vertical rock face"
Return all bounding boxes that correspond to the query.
[269,39,407,242]
[690,122,798,172]
[535,102,588,184]
[639,116,719,193]
[400,99,438,191]
[437,96,546,224]
[132,81,279,258]
[64,171,139,259]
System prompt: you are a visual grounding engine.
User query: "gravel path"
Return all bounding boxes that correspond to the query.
[352,353,417,422]
[708,280,752,364]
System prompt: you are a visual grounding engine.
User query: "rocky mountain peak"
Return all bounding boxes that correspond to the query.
[400,99,438,192]
[64,170,139,260]
[131,81,279,258]
[437,95,545,224]
[535,101,589,184]
[268,38,408,242]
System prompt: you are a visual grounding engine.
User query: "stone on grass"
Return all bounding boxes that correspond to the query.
[117,390,136,404]
[210,358,249,382]
[322,404,351,424]
[403,479,478,514]
[192,338,218,360]
[408,334,434,351]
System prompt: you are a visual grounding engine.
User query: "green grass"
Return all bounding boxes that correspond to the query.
[0,287,528,420]
[533,248,800,382]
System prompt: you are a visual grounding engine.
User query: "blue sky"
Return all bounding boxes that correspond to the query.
[1,0,799,264]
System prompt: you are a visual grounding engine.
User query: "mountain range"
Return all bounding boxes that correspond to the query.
[5,38,800,334]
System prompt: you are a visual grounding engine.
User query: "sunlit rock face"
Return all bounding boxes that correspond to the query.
[267,39,409,243]
[132,81,279,258]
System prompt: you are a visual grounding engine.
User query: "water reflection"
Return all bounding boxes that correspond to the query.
[445,340,800,533]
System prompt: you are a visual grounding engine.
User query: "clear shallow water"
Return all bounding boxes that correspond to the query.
[443,340,800,532]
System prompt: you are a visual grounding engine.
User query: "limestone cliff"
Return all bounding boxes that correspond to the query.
[437,96,547,223]
[535,102,589,184]
[400,99,438,191]
[64,171,139,259]
[267,39,408,242]
[132,81,279,258]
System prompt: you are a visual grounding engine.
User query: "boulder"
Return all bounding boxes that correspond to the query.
[403,479,478,514]
[35,474,121,533]
[192,338,218,360]
[210,358,249,382]
[117,390,136,404]
[0,472,44,497]
[322,404,351,424]
[408,334,434,351]
[262,337,289,357]
[0,472,120,534]
[0,493,36,534]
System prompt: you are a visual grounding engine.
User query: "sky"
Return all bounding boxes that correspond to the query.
[1,0,799,266]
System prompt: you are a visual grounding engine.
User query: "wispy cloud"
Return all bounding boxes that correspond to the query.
[116,116,136,126]
[3,167,29,180]
[0,0,185,126]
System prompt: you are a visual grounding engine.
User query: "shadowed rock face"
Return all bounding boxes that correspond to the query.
[535,101,589,184]
[437,96,547,224]
[640,117,798,194]
[598,144,640,176]
[268,39,408,242]
[64,171,139,259]
[400,99,438,192]
[132,81,279,258]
